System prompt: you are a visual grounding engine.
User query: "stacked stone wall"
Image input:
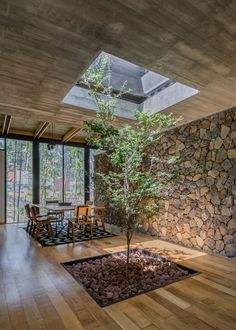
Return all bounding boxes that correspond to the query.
[95,107,236,256]
[144,108,236,256]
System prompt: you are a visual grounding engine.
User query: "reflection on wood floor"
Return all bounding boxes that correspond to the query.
[0,224,236,330]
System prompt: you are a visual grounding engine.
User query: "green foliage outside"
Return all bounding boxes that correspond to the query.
[40,144,85,204]
[40,143,63,202]
[83,55,181,264]
[6,139,32,223]
[6,141,85,223]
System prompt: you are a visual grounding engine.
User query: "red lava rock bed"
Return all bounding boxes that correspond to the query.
[62,249,198,307]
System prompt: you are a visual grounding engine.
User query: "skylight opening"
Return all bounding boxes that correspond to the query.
[63,51,199,120]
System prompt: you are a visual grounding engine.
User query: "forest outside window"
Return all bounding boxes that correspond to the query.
[40,143,63,203]
[0,138,4,149]
[6,139,33,223]
[40,143,85,204]
[64,145,85,204]
[4,137,88,223]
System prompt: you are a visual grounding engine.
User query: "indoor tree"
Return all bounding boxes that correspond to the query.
[83,54,180,264]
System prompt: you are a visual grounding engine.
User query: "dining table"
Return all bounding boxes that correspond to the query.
[32,202,84,236]
[32,202,81,213]
[32,202,104,237]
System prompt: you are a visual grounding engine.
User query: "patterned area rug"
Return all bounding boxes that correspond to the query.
[22,224,116,247]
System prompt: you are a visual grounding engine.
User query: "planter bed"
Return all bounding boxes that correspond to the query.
[62,248,198,307]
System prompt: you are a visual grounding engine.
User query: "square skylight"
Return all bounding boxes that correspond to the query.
[63,52,199,120]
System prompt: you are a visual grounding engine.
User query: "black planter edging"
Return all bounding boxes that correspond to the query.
[61,248,199,307]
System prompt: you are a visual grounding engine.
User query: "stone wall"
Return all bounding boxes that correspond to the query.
[95,107,236,257]
[144,107,236,257]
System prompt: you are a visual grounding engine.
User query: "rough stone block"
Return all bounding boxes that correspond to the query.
[232,186,236,196]
[201,209,211,221]
[214,137,223,149]
[219,224,227,236]
[225,244,236,257]
[208,170,219,178]
[214,229,222,240]
[223,235,234,244]
[196,236,204,247]
[211,193,221,205]
[183,223,190,233]
[176,140,185,151]
[192,174,202,181]
[228,149,236,159]
[161,227,167,236]
[206,203,214,214]
[176,232,182,241]
[200,187,209,196]
[222,196,233,207]
[229,166,236,179]
[221,125,230,139]
[206,176,215,187]
[220,206,232,217]
[196,217,203,228]
[215,240,224,252]
[216,149,227,163]
[221,159,232,171]
[227,219,236,234]
[205,238,215,249]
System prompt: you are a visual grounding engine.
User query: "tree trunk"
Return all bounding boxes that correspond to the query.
[126,228,133,265]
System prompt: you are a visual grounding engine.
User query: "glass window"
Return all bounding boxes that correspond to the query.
[6,139,32,223]
[89,149,97,202]
[40,143,63,203]
[64,146,84,203]
[0,138,5,149]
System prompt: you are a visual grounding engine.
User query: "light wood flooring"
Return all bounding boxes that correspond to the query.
[0,223,236,330]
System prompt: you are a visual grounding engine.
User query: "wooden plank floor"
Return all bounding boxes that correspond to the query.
[0,224,236,330]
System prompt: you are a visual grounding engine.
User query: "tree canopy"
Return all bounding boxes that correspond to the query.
[83,54,181,264]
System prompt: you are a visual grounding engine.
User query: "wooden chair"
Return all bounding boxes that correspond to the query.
[94,206,106,231]
[67,205,93,242]
[25,204,34,235]
[32,204,63,237]
[31,205,58,222]
[30,206,54,240]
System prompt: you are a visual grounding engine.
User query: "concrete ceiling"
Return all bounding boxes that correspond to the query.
[0,0,236,138]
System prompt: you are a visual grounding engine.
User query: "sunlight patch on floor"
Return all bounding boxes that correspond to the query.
[103,238,206,262]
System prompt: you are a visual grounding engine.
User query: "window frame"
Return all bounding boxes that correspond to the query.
[1,133,91,223]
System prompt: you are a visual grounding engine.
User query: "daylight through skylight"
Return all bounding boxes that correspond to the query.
[63,52,199,120]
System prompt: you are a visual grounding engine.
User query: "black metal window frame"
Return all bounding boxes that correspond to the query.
[1,133,90,223]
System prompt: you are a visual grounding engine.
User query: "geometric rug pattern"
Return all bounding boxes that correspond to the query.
[22,223,116,247]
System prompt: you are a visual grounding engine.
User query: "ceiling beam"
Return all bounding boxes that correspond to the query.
[8,128,86,144]
[2,115,12,136]
[2,115,7,135]
[6,116,12,135]
[62,127,82,143]
[34,122,50,139]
